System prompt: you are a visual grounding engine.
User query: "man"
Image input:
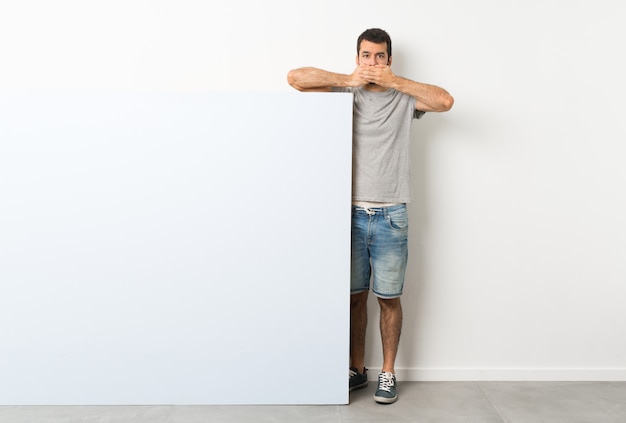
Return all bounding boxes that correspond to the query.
[287,28,453,404]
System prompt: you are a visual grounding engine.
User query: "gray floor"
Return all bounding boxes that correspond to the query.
[1,382,625,423]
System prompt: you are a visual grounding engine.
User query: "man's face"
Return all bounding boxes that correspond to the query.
[356,40,391,67]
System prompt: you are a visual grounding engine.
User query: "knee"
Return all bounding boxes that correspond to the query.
[351,291,369,308]
[378,296,401,310]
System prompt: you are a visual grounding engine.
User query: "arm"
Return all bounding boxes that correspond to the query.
[286,67,367,92]
[359,65,454,112]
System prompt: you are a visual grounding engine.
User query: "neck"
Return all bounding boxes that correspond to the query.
[364,83,388,92]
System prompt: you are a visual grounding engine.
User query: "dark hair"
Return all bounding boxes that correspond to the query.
[357,28,392,58]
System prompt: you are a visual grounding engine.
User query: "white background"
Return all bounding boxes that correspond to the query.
[1,0,625,382]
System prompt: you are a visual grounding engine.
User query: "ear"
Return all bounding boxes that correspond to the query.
[355,54,360,66]
[388,56,393,66]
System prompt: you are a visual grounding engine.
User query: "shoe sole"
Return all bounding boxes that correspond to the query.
[374,393,397,404]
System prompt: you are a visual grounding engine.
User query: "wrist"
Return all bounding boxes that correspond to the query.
[343,73,363,88]
[389,75,404,90]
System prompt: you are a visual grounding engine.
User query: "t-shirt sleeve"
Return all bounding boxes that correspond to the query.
[413,109,426,119]
[331,87,353,93]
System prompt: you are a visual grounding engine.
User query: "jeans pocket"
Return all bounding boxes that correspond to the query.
[387,209,408,231]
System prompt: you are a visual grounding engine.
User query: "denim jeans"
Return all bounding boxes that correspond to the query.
[350,204,408,298]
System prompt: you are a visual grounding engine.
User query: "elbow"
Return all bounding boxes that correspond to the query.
[286,69,303,91]
[440,94,454,112]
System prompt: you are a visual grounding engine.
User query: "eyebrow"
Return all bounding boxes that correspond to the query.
[361,50,387,56]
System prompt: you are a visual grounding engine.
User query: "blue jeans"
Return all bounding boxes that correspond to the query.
[350,204,408,298]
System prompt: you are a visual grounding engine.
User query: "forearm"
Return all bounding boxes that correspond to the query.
[287,67,356,92]
[390,76,454,112]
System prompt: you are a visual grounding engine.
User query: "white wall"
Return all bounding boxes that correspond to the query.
[1,0,625,381]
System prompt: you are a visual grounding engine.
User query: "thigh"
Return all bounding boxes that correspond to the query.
[370,205,408,298]
[350,207,371,294]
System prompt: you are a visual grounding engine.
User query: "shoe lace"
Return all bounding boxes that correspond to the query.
[378,372,395,392]
[349,367,367,378]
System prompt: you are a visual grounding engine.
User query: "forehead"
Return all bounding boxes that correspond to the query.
[359,40,388,55]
